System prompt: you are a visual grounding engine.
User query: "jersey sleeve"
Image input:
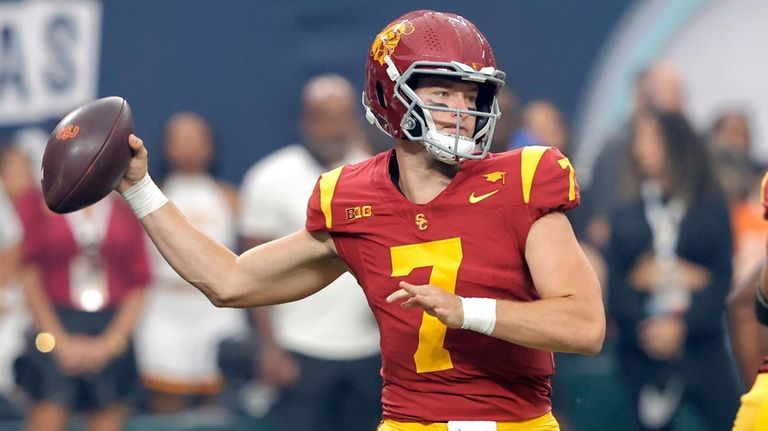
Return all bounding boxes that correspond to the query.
[520,146,580,221]
[306,177,325,232]
[305,166,344,233]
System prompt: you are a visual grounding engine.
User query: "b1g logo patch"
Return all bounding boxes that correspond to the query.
[345,205,373,221]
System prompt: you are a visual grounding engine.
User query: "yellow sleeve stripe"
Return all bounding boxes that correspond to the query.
[520,146,549,204]
[319,166,344,229]
[761,171,768,207]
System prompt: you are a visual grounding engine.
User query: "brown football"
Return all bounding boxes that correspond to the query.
[42,96,133,214]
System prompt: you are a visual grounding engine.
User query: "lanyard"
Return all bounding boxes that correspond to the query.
[640,181,689,316]
[63,198,113,311]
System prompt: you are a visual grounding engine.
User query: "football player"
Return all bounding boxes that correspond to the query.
[117,10,605,430]
[730,171,768,430]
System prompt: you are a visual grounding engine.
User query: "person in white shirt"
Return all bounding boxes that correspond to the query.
[239,74,380,431]
[134,113,249,413]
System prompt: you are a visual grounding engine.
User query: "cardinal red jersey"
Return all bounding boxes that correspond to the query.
[306,146,579,422]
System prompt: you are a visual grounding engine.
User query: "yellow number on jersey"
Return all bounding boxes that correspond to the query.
[390,238,463,373]
[520,146,577,203]
[557,157,576,201]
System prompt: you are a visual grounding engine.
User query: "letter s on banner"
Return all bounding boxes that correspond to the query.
[0,0,101,125]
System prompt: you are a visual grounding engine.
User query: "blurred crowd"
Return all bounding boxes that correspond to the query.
[0,62,765,431]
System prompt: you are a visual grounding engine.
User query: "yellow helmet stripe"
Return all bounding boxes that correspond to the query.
[319,166,344,229]
[520,146,549,204]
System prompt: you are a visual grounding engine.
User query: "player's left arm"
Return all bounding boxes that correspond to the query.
[502,211,605,354]
[388,213,605,355]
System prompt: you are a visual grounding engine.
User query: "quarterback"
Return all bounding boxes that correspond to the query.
[116,10,605,430]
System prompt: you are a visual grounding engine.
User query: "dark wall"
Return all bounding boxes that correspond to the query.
[97,0,632,184]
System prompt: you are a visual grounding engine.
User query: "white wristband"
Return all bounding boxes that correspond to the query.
[120,174,168,219]
[460,297,497,335]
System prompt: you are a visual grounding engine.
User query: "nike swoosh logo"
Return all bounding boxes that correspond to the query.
[469,190,500,204]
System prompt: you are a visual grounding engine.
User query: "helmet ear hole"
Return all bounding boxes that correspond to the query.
[474,82,498,135]
[375,81,387,109]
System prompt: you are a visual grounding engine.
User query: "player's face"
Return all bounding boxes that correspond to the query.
[414,77,479,138]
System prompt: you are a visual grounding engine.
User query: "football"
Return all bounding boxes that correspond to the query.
[41,96,134,214]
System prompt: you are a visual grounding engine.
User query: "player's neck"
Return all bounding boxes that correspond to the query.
[393,141,458,204]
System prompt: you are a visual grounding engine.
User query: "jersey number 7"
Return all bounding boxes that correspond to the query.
[390,237,463,373]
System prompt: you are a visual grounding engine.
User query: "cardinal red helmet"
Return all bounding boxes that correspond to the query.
[363,10,506,164]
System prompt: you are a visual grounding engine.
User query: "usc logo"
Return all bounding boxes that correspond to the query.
[415,213,428,231]
[370,20,415,65]
[56,125,80,140]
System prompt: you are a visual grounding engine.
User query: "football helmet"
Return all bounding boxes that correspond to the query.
[363,10,506,164]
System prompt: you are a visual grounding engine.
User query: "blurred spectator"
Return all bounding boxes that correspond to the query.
[134,113,249,414]
[239,74,380,431]
[707,110,767,288]
[582,61,686,251]
[520,100,570,154]
[607,111,739,430]
[0,147,26,421]
[0,147,23,291]
[0,144,36,202]
[12,127,48,187]
[489,86,521,153]
[13,183,149,431]
[708,110,754,205]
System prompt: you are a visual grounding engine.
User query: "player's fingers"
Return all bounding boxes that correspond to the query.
[128,133,143,150]
[401,297,424,309]
[400,280,431,295]
[128,134,148,158]
[386,288,413,303]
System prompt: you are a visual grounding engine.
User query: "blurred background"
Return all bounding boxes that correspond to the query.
[1,0,767,430]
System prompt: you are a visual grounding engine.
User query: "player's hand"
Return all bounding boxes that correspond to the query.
[259,345,300,387]
[386,281,464,329]
[116,134,149,193]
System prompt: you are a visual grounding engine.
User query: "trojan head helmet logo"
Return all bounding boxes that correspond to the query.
[370,20,415,65]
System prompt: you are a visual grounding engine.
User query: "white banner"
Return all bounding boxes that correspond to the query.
[0,0,102,125]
